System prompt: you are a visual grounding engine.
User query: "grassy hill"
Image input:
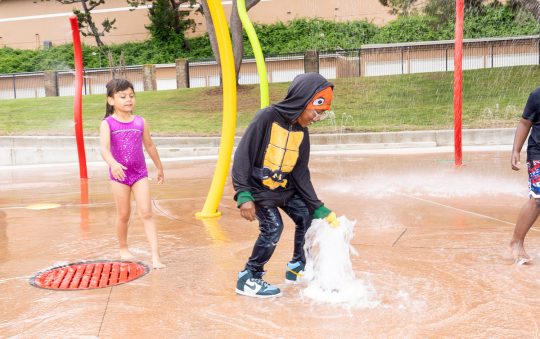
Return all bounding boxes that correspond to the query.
[0,65,537,136]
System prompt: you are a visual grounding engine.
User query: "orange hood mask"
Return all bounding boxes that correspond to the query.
[305,86,333,111]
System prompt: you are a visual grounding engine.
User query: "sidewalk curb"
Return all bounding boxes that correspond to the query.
[0,128,515,166]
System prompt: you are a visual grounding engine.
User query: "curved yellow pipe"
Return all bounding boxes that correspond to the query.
[237,0,269,108]
[195,0,237,219]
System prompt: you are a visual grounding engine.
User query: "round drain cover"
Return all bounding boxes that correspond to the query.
[30,260,149,290]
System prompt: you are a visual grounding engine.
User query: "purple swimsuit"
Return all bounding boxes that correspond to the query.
[106,115,148,187]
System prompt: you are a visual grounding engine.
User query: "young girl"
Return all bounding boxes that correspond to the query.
[99,78,165,269]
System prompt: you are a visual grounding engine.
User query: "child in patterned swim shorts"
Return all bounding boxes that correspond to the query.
[99,78,165,269]
[510,86,540,265]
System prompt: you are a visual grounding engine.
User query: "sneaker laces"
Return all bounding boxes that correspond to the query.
[250,278,270,289]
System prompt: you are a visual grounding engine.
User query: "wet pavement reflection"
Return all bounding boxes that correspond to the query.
[1,148,539,337]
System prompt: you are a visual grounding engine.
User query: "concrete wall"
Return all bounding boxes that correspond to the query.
[0,128,515,166]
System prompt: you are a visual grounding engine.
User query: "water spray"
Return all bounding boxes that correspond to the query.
[301,216,378,308]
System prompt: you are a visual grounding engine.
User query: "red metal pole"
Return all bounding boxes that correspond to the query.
[70,16,88,179]
[453,0,464,167]
[80,178,89,233]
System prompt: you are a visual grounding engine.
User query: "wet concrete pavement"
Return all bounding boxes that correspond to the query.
[1,147,540,337]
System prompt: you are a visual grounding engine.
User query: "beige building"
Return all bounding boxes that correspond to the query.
[0,0,395,50]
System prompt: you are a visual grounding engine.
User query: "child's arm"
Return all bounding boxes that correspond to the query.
[141,119,164,184]
[99,120,127,181]
[511,118,532,171]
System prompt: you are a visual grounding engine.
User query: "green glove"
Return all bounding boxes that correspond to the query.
[313,205,331,218]
[313,205,339,227]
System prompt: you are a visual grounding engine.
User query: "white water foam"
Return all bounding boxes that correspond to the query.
[325,170,523,198]
[301,216,379,308]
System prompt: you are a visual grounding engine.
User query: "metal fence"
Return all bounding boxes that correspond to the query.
[0,72,45,99]
[0,66,145,100]
[1,35,538,100]
[76,67,145,96]
[187,51,308,88]
[360,35,539,76]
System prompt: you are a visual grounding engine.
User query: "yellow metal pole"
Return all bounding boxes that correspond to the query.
[237,0,269,108]
[195,0,237,219]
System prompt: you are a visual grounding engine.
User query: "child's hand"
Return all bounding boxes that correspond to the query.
[156,169,164,184]
[111,162,127,181]
[511,152,521,171]
[240,201,256,221]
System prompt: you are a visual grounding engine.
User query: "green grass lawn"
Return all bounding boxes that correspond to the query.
[0,65,537,136]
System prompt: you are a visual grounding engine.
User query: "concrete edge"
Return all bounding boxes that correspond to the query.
[0,128,515,166]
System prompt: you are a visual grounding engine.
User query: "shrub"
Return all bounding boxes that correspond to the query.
[0,4,538,73]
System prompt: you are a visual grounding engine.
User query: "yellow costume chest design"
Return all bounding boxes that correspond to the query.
[262,122,304,189]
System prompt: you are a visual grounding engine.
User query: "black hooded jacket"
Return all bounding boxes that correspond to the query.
[232,73,334,212]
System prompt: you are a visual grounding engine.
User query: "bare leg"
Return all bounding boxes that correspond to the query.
[510,198,540,264]
[110,181,135,260]
[132,179,165,269]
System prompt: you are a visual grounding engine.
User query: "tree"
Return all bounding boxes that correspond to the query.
[43,0,116,48]
[379,0,490,18]
[423,0,489,20]
[200,0,261,86]
[509,0,540,21]
[127,0,201,50]
[378,0,417,16]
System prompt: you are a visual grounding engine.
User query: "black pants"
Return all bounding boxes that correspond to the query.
[244,194,312,274]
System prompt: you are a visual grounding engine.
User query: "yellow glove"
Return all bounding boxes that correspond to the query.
[325,212,340,228]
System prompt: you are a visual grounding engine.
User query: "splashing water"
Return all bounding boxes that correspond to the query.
[323,110,355,136]
[325,169,523,198]
[301,216,378,308]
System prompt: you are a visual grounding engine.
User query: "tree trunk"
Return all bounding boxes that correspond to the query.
[200,0,220,65]
[230,0,260,86]
[230,1,243,85]
[170,0,182,34]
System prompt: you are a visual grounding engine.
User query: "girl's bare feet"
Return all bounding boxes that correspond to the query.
[120,248,136,261]
[152,258,166,269]
[510,240,532,265]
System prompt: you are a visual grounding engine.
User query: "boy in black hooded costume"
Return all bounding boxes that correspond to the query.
[233,73,338,298]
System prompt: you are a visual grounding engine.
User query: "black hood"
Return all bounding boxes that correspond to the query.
[272,73,334,124]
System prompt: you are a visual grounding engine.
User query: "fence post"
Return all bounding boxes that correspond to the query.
[142,64,157,91]
[83,69,87,95]
[445,47,448,72]
[406,46,410,74]
[401,48,405,74]
[491,42,494,68]
[175,58,190,89]
[44,70,59,97]
[304,50,319,74]
[12,74,16,99]
[358,48,362,77]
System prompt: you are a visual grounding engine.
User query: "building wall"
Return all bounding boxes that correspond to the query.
[0,0,395,50]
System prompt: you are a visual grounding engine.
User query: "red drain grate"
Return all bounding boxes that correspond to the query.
[30,260,149,290]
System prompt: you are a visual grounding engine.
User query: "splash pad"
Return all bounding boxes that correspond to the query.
[2,149,539,337]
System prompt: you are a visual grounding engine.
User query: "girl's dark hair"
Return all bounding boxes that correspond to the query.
[104,78,135,118]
